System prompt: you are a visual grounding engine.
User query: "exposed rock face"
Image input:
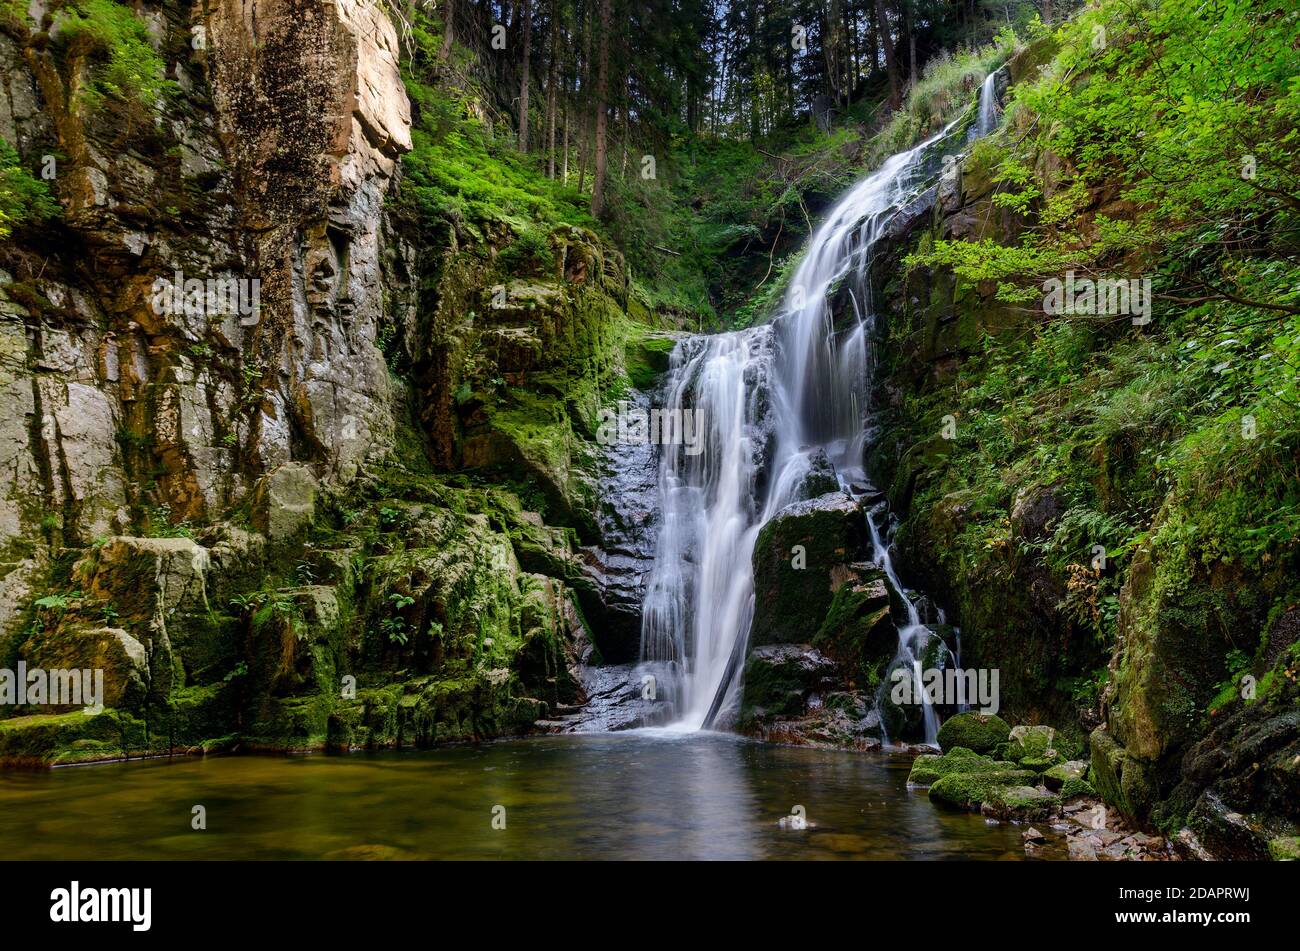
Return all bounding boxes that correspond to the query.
[0,2,612,764]
[205,0,410,483]
[577,388,661,662]
[251,462,318,542]
[738,643,881,749]
[749,492,868,646]
[0,0,411,556]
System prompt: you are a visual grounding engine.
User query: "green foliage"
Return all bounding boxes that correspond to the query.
[52,0,174,110]
[232,588,307,642]
[912,0,1300,317]
[145,505,195,539]
[895,1,1300,645]
[0,140,58,239]
[398,10,593,240]
[870,32,1018,164]
[33,593,72,612]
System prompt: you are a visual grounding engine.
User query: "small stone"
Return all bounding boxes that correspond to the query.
[1068,837,1099,861]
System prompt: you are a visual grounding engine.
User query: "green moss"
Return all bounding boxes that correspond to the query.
[1059,777,1097,800]
[928,769,1037,810]
[907,746,1019,786]
[624,326,678,390]
[936,712,1011,754]
[981,784,1060,821]
[1268,837,1300,862]
[812,578,896,686]
[0,709,146,765]
[1088,727,1155,822]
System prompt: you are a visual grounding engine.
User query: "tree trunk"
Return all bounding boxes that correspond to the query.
[903,0,916,88]
[590,0,611,217]
[545,0,559,177]
[518,0,532,152]
[561,87,570,184]
[439,0,454,61]
[619,66,629,179]
[874,0,902,109]
[577,1,591,192]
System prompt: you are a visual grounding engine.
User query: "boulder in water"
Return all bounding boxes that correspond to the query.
[749,492,867,646]
[936,711,1011,754]
[928,768,1037,810]
[907,746,1019,786]
[740,644,837,719]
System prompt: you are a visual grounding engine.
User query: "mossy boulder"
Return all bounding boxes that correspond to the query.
[928,768,1037,810]
[750,492,866,646]
[980,784,1060,822]
[1042,760,1089,791]
[907,745,1019,786]
[1059,777,1097,800]
[1090,726,1156,822]
[936,711,1010,754]
[1001,724,1068,770]
[1018,756,1058,773]
[812,571,896,684]
[18,622,149,711]
[1268,837,1300,861]
[740,644,837,720]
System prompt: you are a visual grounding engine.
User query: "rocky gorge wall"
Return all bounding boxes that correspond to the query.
[0,0,645,764]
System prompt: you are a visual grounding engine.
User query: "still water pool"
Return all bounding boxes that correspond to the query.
[0,731,1032,860]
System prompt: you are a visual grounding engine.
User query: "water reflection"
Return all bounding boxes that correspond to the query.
[0,732,1029,860]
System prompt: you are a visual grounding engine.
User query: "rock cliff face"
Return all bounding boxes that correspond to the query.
[1,1,413,546]
[0,1,634,763]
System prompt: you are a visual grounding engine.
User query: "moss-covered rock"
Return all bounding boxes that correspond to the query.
[1004,724,1060,763]
[18,622,148,711]
[624,328,681,390]
[1042,759,1089,791]
[907,745,1019,786]
[1268,837,1300,861]
[980,784,1059,822]
[1090,726,1156,822]
[936,711,1010,753]
[740,644,837,720]
[812,571,896,685]
[1059,777,1097,800]
[928,768,1037,810]
[750,492,867,646]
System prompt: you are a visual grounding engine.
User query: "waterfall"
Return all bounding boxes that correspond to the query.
[971,69,1002,140]
[640,86,999,737]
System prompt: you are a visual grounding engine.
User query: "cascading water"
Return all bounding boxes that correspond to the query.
[971,69,1002,140]
[639,75,1003,739]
